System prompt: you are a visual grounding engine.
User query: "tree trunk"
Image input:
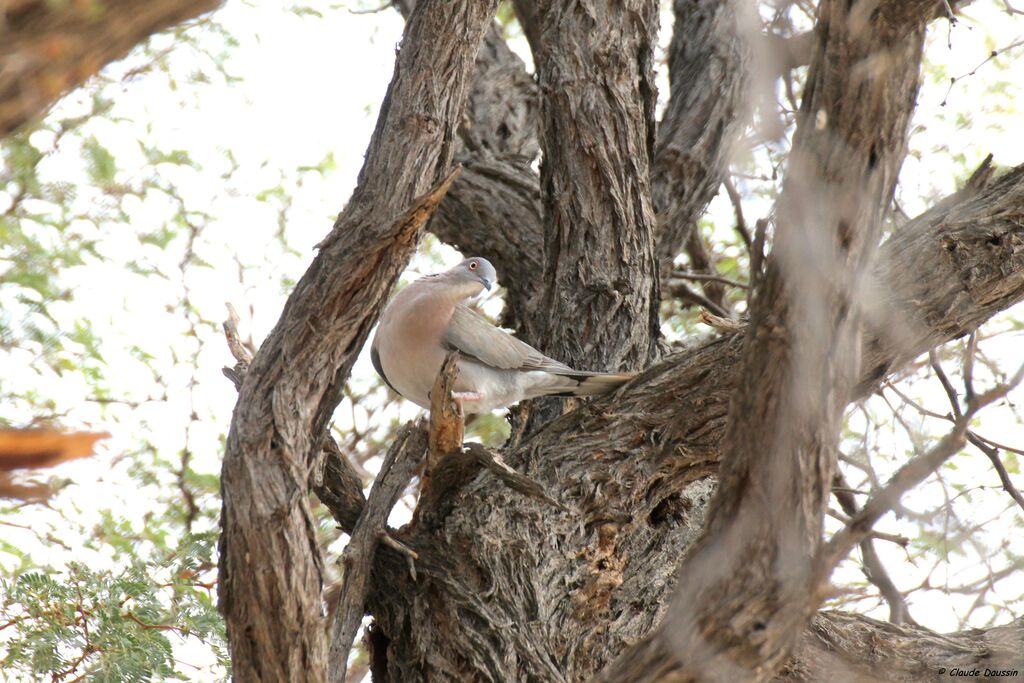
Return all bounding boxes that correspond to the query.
[217,1,498,680]
[216,0,1024,681]
[3,0,1020,679]
[0,0,221,136]
[652,0,752,262]
[359,155,1024,680]
[534,0,661,374]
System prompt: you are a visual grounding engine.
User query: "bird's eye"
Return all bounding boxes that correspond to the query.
[469,261,478,270]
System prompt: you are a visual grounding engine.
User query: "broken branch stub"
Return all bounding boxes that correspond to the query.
[427,351,465,471]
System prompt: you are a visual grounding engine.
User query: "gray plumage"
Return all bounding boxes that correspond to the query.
[370,257,635,413]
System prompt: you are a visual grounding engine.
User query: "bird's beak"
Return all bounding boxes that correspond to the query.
[481,279,492,291]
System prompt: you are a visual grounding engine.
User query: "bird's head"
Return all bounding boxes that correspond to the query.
[445,256,497,295]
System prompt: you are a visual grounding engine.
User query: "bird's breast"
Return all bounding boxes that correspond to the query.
[374,292,453,409]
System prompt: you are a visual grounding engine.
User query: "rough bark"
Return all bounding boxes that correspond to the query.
[783,612,1024,682]
[429,0,759,337]
[599,1,931,678]
[0,0,220,136]
[459,26,539,160]
[652,0,752,263]
[522,159,1024,490]
[361,159,1024,681]
[328,422,427,683]
[861,163,1024,393]
[395,0,538,161]
[212,0,1023,680]
[534,0,661,374]
[345,3,1024,682]
[217,1,497,680]
[510,0,541,60]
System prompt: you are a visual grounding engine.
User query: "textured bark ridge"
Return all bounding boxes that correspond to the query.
[1,0,221,136]
[598,2,932,678]
[784,612,1024,681]
[217,2,498,680]
[534,0,661,374]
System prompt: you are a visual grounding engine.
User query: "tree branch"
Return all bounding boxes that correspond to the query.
[534,0,661,373]
[0,0,221,136]
[781,610,1024,681]
[349,2,1022,680]
[312,434,369,535]
[217,1,496,678]
[594,0,965,677]
[653,0,752,262]
[360,157,1024,683]
[831,472,916,626]
[328,422,428,683]
[821,362,1024,573]
[460,24,539,159]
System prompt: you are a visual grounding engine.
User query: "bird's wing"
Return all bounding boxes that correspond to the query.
[370,343,398,393]
[442,305,576,374]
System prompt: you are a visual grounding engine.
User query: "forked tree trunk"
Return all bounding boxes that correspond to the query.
[2,0,1022,681]
[214,1,1024,682]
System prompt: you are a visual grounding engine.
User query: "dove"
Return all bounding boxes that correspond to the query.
[370,257,635,413]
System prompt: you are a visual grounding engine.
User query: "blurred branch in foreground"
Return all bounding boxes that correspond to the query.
[0,429,108,500]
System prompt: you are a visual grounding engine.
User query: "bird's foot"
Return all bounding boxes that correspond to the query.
[453,392,483,417]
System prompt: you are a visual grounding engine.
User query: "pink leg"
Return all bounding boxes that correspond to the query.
[451,391,483,418]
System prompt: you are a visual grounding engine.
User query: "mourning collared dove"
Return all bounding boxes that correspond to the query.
[370,257,635,413]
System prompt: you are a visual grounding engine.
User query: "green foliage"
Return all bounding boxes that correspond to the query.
[0,7,256,680]
[1,540,225,682]
[467,411,511,448]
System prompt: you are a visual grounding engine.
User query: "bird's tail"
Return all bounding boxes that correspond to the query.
[571,372,637,396]
[538,371,637,398]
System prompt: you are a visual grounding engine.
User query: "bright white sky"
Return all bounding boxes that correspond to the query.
[2,0,1024,674]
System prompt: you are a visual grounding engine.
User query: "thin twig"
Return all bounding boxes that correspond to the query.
[666,280,731,318]
[461,444,564,510]
[967,433,1024,514]
[971,432,1024,457]
[940,0,956,22]
[942,38,1024,106]
[222,303,253,389]
[723,176,752,252]
[883,375,1024,511]
[683,231,731,313]
[929,349,962,419]
[826,509,910,548]
[670,271,749,290]
[699,310,745,334]
[963,331,977,404]
[820,362,1024,574]
[122,611,188,634]
[1002,0,1024,15]
[831,471,916,625]
[379,531,419,581]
